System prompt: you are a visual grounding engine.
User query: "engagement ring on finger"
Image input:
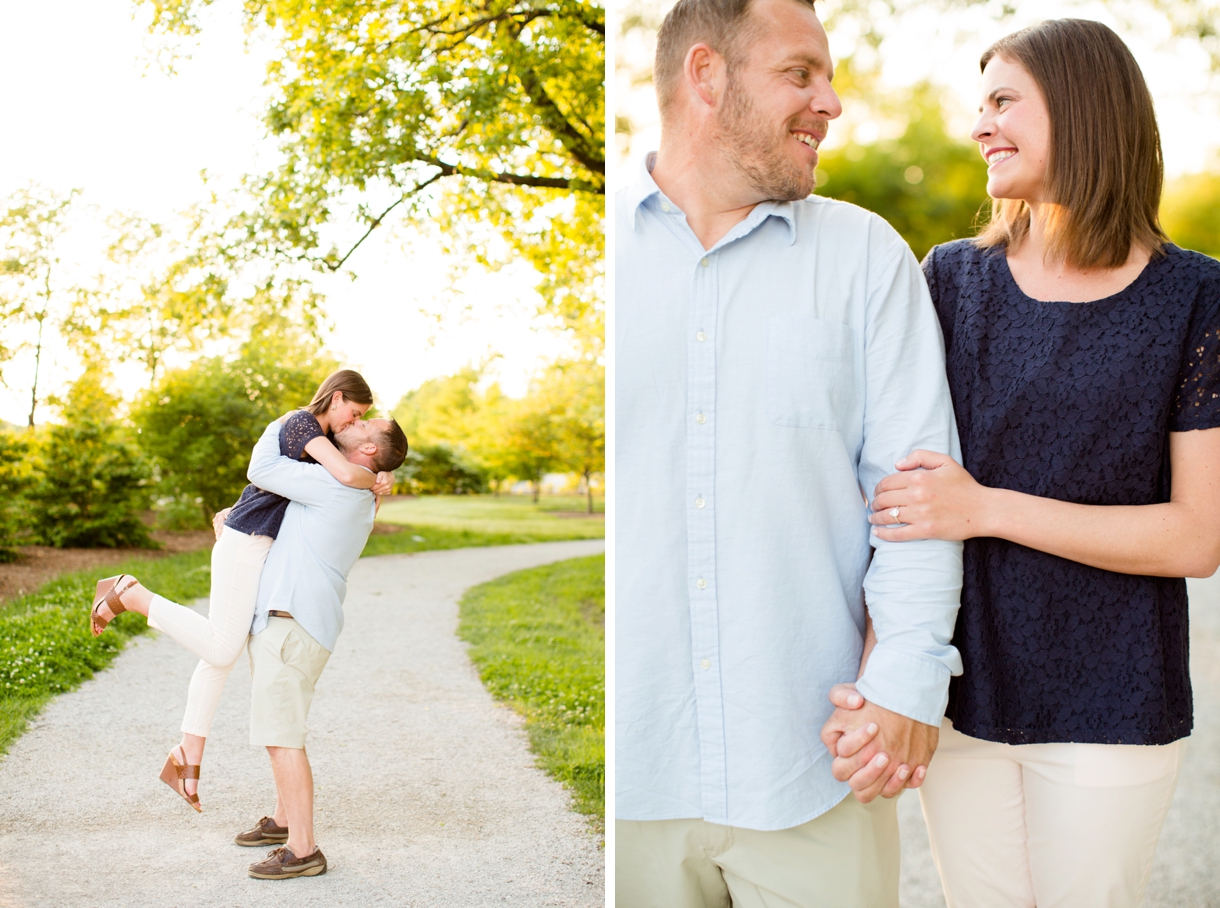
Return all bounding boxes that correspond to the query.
[889,507,901,521]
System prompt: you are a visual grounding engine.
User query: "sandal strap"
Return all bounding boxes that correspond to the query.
[104,576,136,617]
[182,764,201,780]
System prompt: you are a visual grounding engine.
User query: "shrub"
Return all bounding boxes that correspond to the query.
[396,443,487,495]
[132,345,335,526]
[0,430,32,558]
[25,419,153,548]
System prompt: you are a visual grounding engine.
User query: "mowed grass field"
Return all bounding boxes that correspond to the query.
[458,555,605,830]
[373,494,604,546]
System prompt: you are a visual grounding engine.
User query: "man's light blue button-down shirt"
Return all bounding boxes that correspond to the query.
[246,421,376,653]
[615,155,965,831]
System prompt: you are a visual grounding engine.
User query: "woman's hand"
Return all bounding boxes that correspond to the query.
[869,450,990,542]
[212,507,232,542]
[372,471,395,496]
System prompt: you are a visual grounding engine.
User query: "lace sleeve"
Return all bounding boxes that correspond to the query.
[280,410,325,459]
[1170,281,1220,432]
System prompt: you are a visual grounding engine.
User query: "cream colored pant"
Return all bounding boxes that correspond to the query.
[919,719,1184,908]
[616,795,900,908]
[147,527,272,737]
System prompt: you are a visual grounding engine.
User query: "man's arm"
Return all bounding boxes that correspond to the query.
[820,222,964,801]
[247,421,353,508]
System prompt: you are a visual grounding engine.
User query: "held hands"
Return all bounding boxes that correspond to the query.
[372,471,395,496]
[870,450,987,542]
[819,683,938,802]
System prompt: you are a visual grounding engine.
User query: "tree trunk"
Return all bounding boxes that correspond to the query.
[532,479,540,503]
[27,311,45,429]
[585,469,593,514]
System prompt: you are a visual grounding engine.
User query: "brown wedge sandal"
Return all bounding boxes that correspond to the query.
[159,746,202,813]
[90,575,137,637]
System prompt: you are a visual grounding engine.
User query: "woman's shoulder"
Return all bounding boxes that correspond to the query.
[281,409,325,458]
[925,237,999,273]
[922,239,1004,311]
[284,408,322,430]
[1154,244,1220,282]
[1144,244,1220,316]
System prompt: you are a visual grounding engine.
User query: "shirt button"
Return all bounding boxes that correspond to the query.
[701,659,711,671]
[700,257,709,268]
[695,412,706,424]
[696,330,707,342]
[661,201,671,212]
[695,497,705,509]
[696,578,707,590]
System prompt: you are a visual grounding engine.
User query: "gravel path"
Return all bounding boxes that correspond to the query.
[0,540,606,908]
[899,571,1220,907]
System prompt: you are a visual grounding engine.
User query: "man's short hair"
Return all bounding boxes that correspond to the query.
[654,0,816,115]
[371,419,409,473]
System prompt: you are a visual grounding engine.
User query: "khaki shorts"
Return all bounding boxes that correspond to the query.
[616,794,899,908]
[247,617,331,749]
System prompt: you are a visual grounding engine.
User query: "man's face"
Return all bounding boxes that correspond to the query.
[334,418,391,456]
[716,0,841,201]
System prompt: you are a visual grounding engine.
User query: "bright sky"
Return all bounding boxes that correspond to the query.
[614,0,1220,186]
[0,0,570,426]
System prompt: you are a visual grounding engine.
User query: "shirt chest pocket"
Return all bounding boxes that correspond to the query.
[766,317,856,430]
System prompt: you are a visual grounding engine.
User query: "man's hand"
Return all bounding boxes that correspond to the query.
[212,508,232,542]
[820,683,938,802]
[372,471,395,496]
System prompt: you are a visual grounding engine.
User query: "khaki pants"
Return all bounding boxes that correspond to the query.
[919,720,1183,908]
[247,616,331,749]
[616,795,899,908]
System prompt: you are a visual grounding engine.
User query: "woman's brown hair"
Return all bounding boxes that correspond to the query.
[306,369,373,417]
[975,19,1168,268]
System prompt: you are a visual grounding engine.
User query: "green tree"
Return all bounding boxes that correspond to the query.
[0,430,33,559]
[396,444,488,495]
[498,394,564,502]
[131,339,335,526]
[0,186,80,426]
[68,205,329,381]
[815,84,989,260]
[25,372,153,549]
[139,0,606,349]
[541,359,603,513]
[1162,171,1220,259]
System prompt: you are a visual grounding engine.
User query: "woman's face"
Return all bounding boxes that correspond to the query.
[328,392,370,431]
[971,56,1051,204]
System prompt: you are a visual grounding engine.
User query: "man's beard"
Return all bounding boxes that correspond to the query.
[332,428,357,455]
[718,74,815,202]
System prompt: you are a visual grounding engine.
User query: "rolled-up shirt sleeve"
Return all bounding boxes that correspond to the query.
[853,222,964,727]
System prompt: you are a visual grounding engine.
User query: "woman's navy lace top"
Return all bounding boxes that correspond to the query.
[224,410,325,540]
[924,241,1220,746]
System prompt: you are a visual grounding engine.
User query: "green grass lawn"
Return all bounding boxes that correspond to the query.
[458,555,605,831]
[376,494,604,542]
[0,548,212,758]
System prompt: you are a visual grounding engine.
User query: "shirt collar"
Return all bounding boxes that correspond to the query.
[627,151,798,247]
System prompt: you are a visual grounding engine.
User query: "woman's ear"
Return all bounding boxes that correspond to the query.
[330,390,344,410]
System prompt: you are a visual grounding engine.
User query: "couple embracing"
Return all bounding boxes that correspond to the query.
[90,370,408,880]
[616,1,1220,906]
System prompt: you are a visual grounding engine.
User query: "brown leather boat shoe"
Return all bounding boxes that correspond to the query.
[234,816,290,847]
[247,845,327,879]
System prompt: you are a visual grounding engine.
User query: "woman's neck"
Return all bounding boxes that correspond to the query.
[312,410,332,434]
[1006,200,1151,303]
